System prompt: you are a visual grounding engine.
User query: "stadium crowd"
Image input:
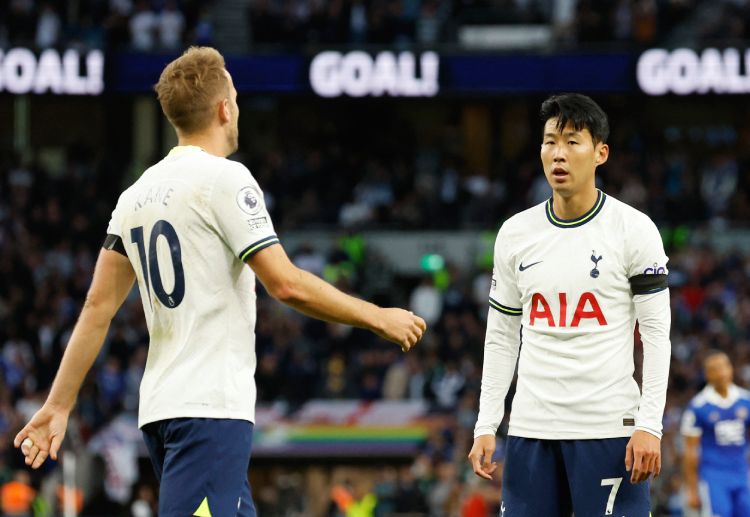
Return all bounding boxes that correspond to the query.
[0,113,749,513]
[246,0,750,49]
[4,0,750,51]
[242,99,750,231]
[2,0,750,514]
[246,0,699,47]
[0,0,213,51]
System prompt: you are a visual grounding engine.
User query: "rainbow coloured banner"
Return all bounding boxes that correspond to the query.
[253,424,429,457]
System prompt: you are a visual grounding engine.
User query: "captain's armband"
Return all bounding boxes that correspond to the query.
[103,234,127,257]
[629,274,668,295]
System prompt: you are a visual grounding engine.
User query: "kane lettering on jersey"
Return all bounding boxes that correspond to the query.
[681,384,750,474]
[106,146,278,427]
[476,190,671,440]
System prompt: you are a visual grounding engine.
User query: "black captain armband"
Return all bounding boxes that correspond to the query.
[629,274,668,295]
[102,234,127,257]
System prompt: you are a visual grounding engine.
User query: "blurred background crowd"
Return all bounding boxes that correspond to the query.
[4,0,750,52]
[0,0,213,51]
[1,105,749,514]
[242,100,750,230]
[2,0,750,515]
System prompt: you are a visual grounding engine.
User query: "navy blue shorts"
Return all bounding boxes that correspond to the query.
[501,436,651,517]
[142,418,257,517]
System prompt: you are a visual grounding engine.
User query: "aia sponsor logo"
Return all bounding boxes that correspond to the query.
[529,292,607,327]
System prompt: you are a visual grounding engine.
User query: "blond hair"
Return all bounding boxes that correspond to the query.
[154,47,229,134]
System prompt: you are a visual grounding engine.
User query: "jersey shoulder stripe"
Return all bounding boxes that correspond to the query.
[239,235,280,261]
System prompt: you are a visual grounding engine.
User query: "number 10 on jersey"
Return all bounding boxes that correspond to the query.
[131,220,185,309]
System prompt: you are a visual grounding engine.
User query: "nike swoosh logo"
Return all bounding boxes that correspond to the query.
[519,261,542,271]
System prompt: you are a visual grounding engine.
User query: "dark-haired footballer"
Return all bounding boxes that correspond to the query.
[468,93,671,517]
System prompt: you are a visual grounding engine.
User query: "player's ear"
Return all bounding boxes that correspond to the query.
[594,142,609,167]
[218,98,231,125]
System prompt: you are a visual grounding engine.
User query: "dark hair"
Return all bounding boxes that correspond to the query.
[540,93,609,144]
[703,350,729,367]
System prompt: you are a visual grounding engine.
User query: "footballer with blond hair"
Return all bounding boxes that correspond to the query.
[14,47,426,516]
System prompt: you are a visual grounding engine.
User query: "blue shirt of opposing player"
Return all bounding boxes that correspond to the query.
[682,351,750,513]
[683,352,750,474]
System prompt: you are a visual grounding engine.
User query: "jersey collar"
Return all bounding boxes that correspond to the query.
[703,384,741,408]
[167,145,206,157]
[546,189,606,229]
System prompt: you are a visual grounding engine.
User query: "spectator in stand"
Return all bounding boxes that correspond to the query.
[158,0,185,50]
[130,484,157,517]
[129,1,157,51]
[192,7,215,45]
[1,470,35,516]
[35,2,62,49]
[7,0,36,45]
[0,0,207,50]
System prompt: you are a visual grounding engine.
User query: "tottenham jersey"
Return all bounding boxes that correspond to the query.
[475,190,671,440]
[107,146,279,427]
[681,385,750,474]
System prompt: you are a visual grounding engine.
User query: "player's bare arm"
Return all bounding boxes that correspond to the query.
[248,243,426,352]
[682,434,701,509]
[14,248,136,469]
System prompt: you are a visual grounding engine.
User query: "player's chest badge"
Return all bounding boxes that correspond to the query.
[590,250,603,278]
[709,411,720,422]
[737,407,748,419]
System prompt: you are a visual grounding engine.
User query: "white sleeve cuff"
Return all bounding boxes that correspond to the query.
[473,425,499,439]
[634,425,662,439]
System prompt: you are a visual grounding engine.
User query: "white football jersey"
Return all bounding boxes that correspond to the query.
[107,146,279,427]
[475,190,671,440]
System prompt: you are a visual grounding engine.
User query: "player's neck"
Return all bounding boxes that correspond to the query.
[177,132,228,158]
[551,187,599,220]
[714,384,730,398]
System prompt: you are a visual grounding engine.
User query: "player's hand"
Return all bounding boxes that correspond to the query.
[373,308,427,352]
[686,486,701,509]
[14,403,69,469]
[468,434,498,480]
[624,430,661,484]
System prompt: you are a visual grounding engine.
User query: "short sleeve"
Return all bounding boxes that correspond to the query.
[210,162,279,261]
[680,407,703,437]
[106,193,125,238]
[626,214,669,279]
[488,226,522,316]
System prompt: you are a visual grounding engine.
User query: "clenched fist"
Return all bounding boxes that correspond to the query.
[374,308,427,352]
